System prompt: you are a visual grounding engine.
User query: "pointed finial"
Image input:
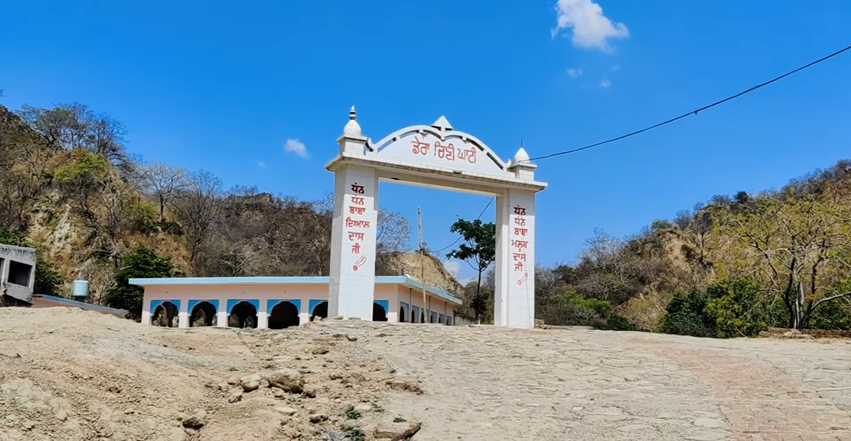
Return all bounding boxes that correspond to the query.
[431,116,453,131]
[513,146,530,163]
[343,105,363,137]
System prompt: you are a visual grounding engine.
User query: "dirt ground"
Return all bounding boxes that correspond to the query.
[2,308,851,441]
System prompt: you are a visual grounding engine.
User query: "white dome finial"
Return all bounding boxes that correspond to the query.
[513,146,530,163]
[343,105,362,137]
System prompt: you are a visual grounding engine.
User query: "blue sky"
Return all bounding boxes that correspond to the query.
[2,0,850,282]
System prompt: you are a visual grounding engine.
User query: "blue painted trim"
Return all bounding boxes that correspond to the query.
[226,299,259,314]
[33,295,127,316]
[309,299,326,315]
[132,276,331,286]
[267,299,302,315]
[374,300,389,313]
[188,299,219,313]
[130,275,462,305]
[150,299,181,313]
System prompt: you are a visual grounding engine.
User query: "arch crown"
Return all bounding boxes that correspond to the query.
[364,116,510,178]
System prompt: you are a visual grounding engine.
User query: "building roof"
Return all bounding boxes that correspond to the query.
[32,294,128,317]
[128,275,463,306]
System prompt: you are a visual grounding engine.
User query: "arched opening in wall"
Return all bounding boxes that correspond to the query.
[190,302,217,327]
[372,303,388,322]
[152,302,177,327]
[228,302,258,329]
[269,302,300,329]
[421,311,425,324]
[311,302,328,321]
[399,306,407,322]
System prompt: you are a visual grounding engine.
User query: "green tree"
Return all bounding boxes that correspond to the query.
[659,290,715,338]
[541,290,613,327]
[704,278,770,338]
[104,248,175,320]
[34,258,63,296]
[717,192,851,330]
[446,218,495,323]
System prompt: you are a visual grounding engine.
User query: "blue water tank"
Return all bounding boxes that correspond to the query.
[72,280,89,298]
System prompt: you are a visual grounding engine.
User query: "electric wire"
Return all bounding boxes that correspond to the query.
[430,197,494,253]
[430,43,851,256]
[526,43,851,162]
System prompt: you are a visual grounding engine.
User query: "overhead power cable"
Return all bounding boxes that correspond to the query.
[526,43,851,162]
[430,197,494,254]
[430,43,851,258]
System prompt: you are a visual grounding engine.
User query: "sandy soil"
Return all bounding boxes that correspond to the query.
[2,308,851,441]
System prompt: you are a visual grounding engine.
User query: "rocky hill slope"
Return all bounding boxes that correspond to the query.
[0,104,465,305]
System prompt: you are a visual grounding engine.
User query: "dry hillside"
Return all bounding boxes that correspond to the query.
[0,104,464,306]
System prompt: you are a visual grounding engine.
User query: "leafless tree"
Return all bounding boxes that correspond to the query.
[16,103,130,169]
[173,170,222,270]
[139,162,189,222]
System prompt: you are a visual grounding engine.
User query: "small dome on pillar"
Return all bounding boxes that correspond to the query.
[513,147,530,163]
[342,106,362,137]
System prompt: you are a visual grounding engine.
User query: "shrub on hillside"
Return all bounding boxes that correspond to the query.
[658,290,715,337]
[660,278,771,338]
[540,290,613,327]
[704,279,769,338]
[598,314,640,331]
[104,248,175,320]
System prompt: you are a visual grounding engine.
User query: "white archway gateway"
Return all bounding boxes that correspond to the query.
[325,108,547,328]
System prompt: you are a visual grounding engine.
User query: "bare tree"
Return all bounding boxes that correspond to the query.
[575,229,646,304]
[173,170,222,270]
[16,103,130,168]
[375,208,411,274]
[139,163,189,222]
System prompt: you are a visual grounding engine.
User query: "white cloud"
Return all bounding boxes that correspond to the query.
[609,64,621,72]
[566,68,583,78]
[600,79,611,88]
[257,161,267,168]
[552,0,629,52]
[284,139,309,158]
[443,260,461,278]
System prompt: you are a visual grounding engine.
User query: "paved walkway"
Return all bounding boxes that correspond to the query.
[346,323,851,441]
[635,338,851,441]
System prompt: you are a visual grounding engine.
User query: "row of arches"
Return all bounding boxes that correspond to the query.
[150,300,389,328]
[397,305,453,325]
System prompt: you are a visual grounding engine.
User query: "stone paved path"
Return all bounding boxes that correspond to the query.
[344,323,851,441]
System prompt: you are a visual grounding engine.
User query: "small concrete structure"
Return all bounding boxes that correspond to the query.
[131,276,462,329]
[326,109,546,328]
[0,243,37,305]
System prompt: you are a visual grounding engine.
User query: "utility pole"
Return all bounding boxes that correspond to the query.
[418,207,428,323]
